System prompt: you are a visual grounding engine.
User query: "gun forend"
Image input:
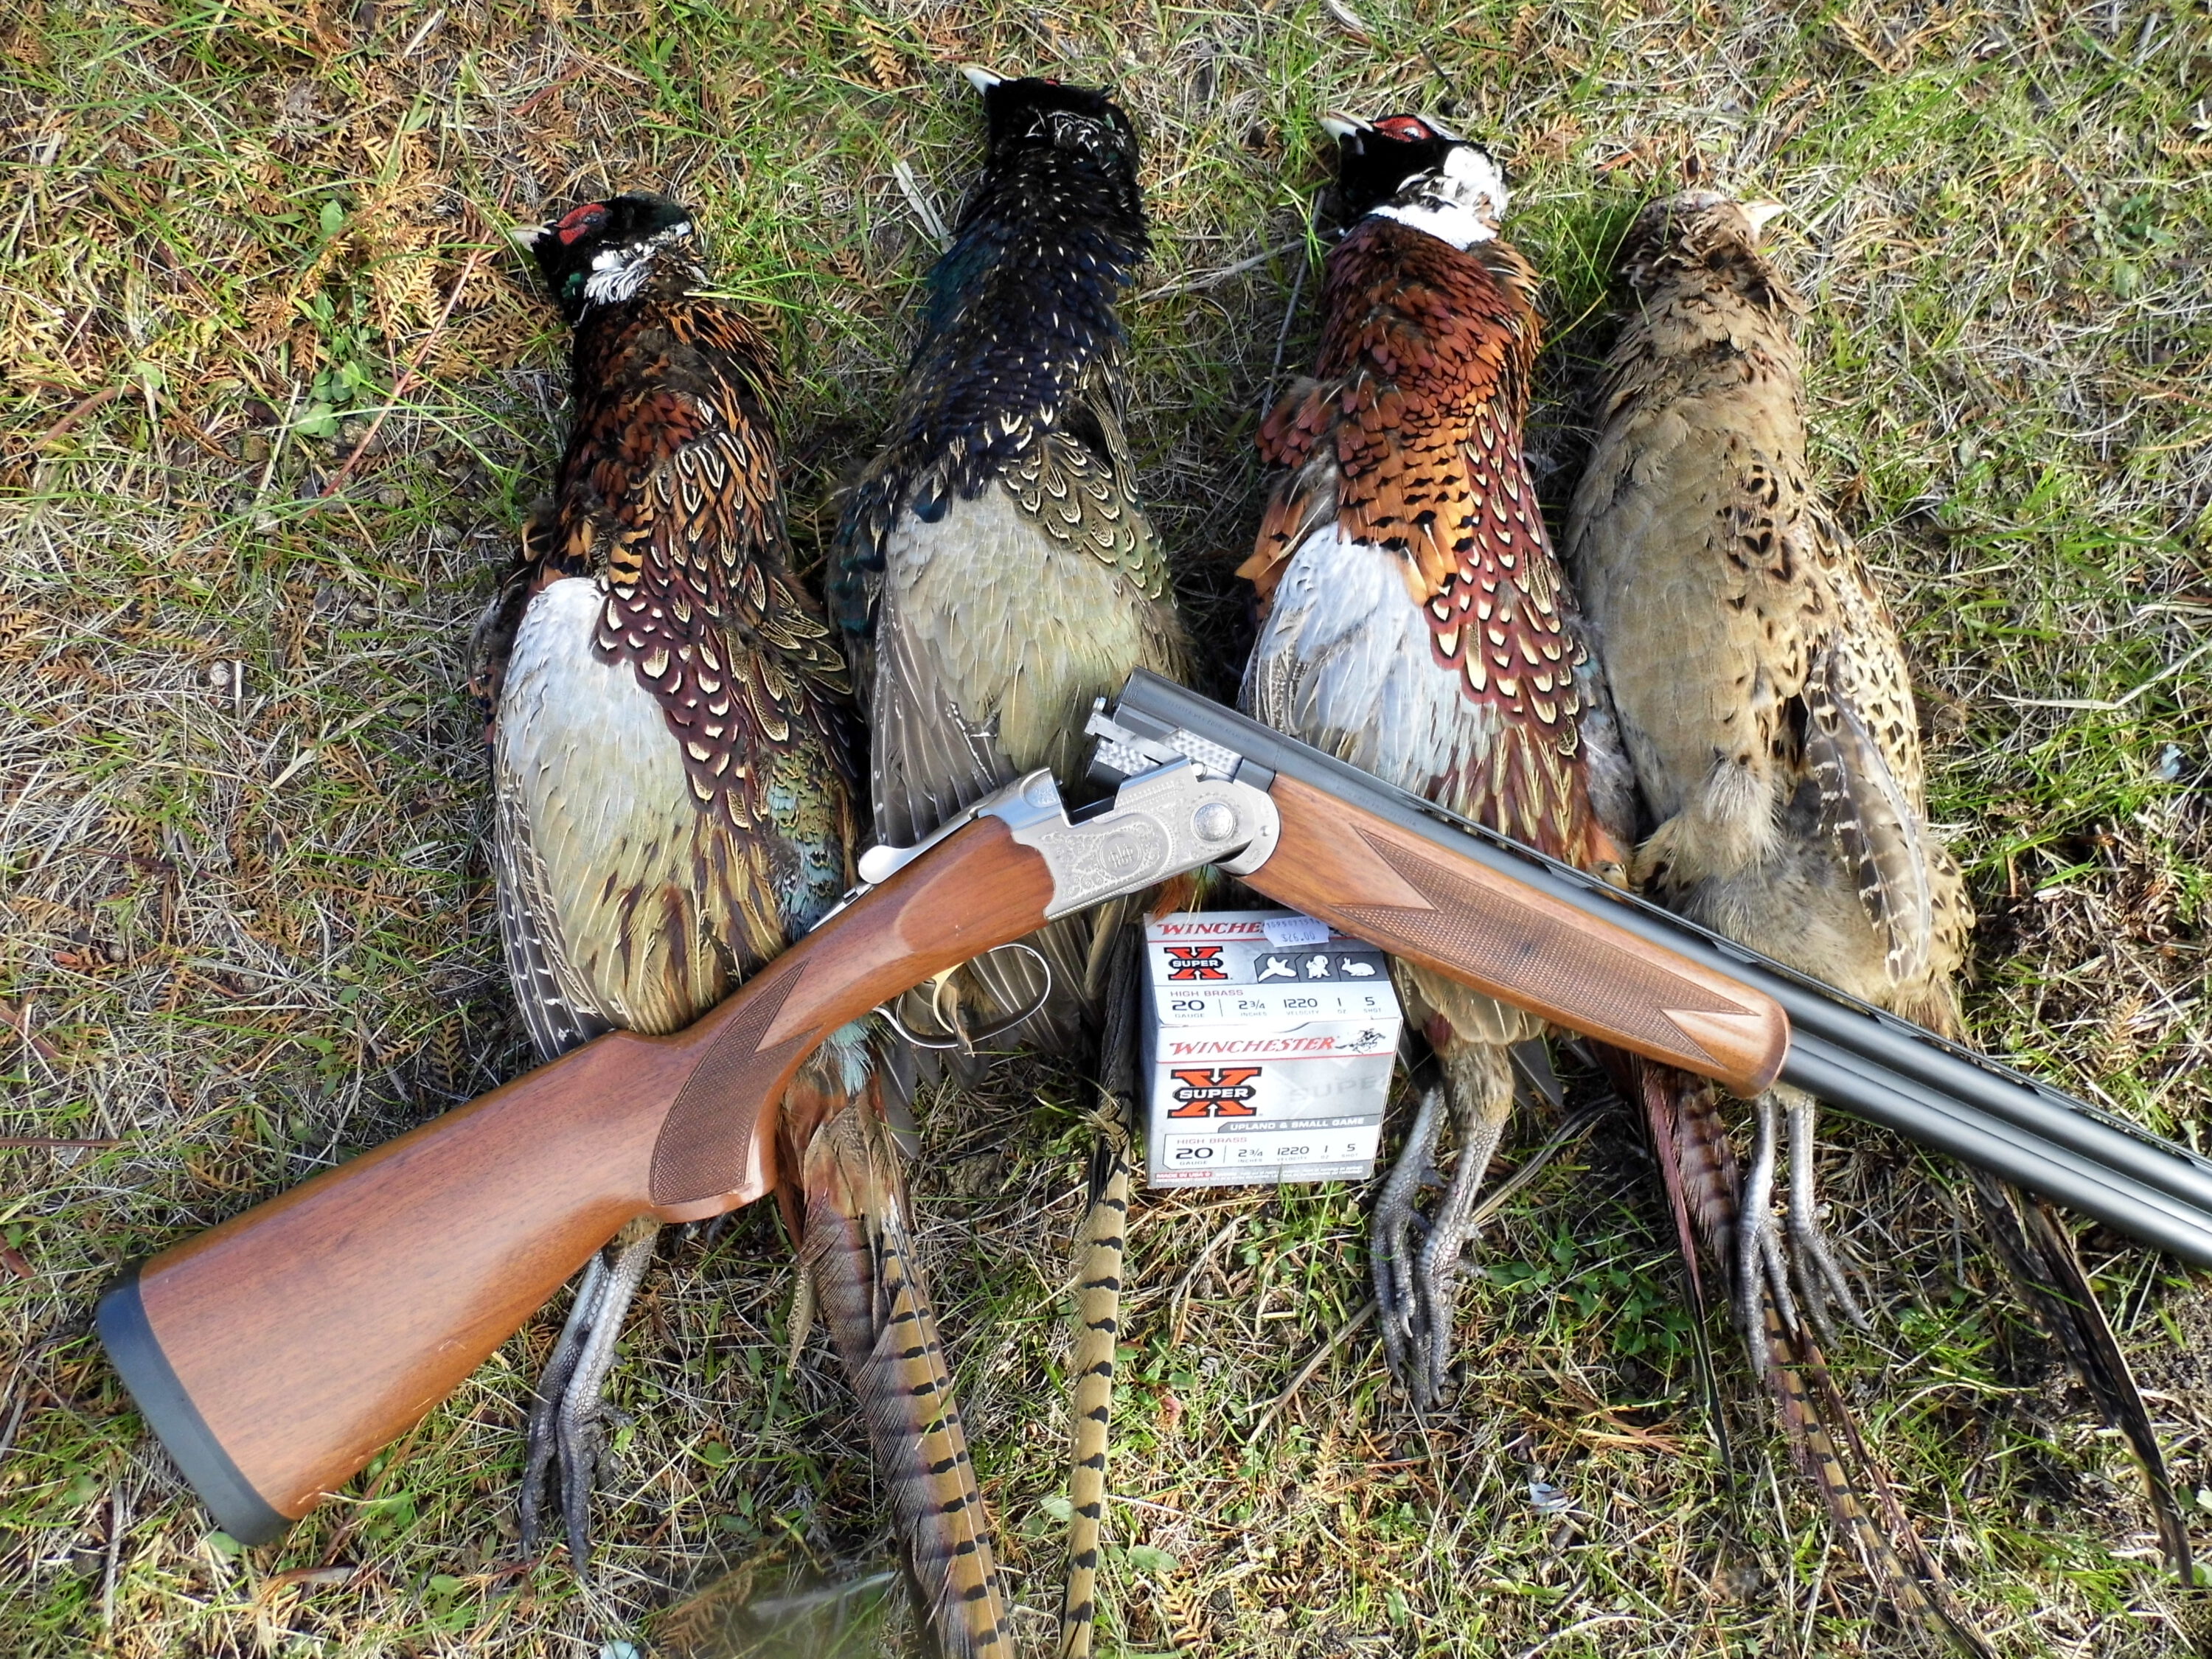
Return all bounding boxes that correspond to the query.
[1251,774,1789,1096]
[98,763,1280,1545]
[1090,677,1789,1098]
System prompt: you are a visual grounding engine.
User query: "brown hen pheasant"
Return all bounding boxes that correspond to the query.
[1565,191,2188,1612]
[1239,116,1636,1408]
[482,194,1007,1652]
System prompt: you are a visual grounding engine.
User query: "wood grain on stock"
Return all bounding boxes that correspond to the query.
[132,818,1054,1522]
[1246,774,1789,1098]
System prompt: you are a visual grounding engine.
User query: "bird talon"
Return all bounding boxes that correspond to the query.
[1371,1051,1514,1416]
[1785,1091,1868,1339]
[520,1222,659,1572]
[1736,1093,1795,1348]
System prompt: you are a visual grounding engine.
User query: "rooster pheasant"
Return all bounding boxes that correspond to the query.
[1238,114,1637,1411]
[1564,191,2189,1610]
[830,73,1191,1659]
[482,192,1006,1652]
[832,70,1189,1052]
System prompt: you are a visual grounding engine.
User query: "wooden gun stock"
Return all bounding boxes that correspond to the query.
[1244,775,1790,1098]
[99,818,1054,1544]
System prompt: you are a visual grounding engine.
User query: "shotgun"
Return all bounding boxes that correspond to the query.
[100,674,2211,1545]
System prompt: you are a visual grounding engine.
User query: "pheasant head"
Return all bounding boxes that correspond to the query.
[514,192,706,323]
[958,69,1144,246]
[1322,112,1509,250]
[1616,190,1803,344]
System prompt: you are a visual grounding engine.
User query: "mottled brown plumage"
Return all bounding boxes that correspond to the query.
[487,195,1007,1650]
[1567,190,2188,1597]
[1241,116,1634,1409]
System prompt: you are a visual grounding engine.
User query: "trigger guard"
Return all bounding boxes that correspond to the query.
[874,942,1055,1051]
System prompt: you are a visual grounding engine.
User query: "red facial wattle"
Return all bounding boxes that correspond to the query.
[553,203,610,245]
[1373,116,1435,142]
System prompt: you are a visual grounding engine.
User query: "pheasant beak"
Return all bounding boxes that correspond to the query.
[961,65,1004,94]
[507,224,546,251]
[1319,113,1372,142]
[1740,201,1787,240]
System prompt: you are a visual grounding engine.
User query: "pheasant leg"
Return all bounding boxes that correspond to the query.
[1371,1087,1445,1396]
[1373,1041,1514,1412]
[522,1217,659,1569]
[1783,1088,1868,1342]
[1412,1091,1508,1409]
[520,1249,608,1553]
[1735,1091,1804,1350]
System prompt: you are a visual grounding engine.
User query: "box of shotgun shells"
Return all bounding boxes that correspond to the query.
[1140,911,1402,1188]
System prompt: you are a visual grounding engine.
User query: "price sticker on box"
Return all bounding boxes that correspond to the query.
[1140,911,1402,1188]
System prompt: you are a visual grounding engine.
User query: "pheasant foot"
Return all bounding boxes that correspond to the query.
[1737,1092,1867,1354]
[519,1217,659,1570]
[1371,1087,1444,1399]
[1371,1077,1509,1413]
[1411,1095,1506,1409]
[1784,1090,1868,1344]
[1736,1091,1802,1352]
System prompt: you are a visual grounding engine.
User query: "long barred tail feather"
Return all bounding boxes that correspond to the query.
[1636,1063,1735,1478]
[1968,1169,2193,1581]
[800,1083,1006,1658]
[1058,928,1142,1659]
[1761,1295,1996,1658]
[1638,1060,1993,1657]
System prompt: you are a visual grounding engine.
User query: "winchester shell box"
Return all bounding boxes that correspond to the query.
[1141,910,1402,1188]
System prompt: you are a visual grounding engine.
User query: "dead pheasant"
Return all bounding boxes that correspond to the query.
[1238,114,1638,1411]
[1565,190,2189,1612]
[484,192,1006,1652]
[830,73,1191,1658]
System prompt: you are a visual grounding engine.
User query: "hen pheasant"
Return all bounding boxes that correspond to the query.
[1239,115,1636,1411]
[830,73,1192,1658]
[1564,191,2188,1598]
[483,194,1007,1652]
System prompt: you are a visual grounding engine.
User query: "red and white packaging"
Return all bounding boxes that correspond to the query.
[1140,910,1402,1188]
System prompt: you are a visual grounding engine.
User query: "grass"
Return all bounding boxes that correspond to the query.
[2,0,2208,1653]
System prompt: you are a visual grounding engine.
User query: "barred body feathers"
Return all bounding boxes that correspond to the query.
[1239,114,1630,1411]
[1566,190,2189,1602]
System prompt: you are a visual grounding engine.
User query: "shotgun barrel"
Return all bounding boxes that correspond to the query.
[1097,669,2212,1266]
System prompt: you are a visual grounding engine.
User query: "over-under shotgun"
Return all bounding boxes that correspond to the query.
[101,674,2212,1545]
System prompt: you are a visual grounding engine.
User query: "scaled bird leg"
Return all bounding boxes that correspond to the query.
[1736,1092,1803,1350]
[520,1249,610,1553]
[1783,1088,1868,1343]
[1371,1087,1445,1395]
[553,1216,660,1569]
[1411,1041,1514,1408]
